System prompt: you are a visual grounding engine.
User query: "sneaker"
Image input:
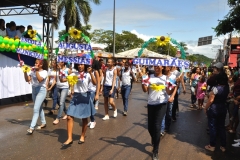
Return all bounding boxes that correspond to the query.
[95,106,98,110]
[152,152,159,160]
[123,111,127,116]
[87,122,91,127]
[113,109,118,118]
[232,142,240,147]
[234,139,240,143]
[205,145,215,151]
[160,132,165,137]
[109,105,113,110]
[90,122,96,129]
[102,115,110,121]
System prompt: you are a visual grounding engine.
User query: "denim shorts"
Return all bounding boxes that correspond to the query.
[103,86,116,98]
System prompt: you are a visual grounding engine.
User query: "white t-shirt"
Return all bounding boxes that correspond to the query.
[48,69,56,85]
[88,71,96,92]
[29,70,48,87]
[16,30,23,38]
[73,72,91,93]
[56,68,69,89]
[104,68,115,86]
[0,29,6,37]
[147,74,168,105]
[167,74,177,98]
[121,69,131,86]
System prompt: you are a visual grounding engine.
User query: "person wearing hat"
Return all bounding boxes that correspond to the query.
[207,62,225,93]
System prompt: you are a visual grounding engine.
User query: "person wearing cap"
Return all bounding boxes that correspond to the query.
[207,62,225,94]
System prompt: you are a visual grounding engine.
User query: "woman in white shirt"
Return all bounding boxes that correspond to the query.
[62,63,96,147]
[53,62,71,124]
[47,59,59,115]
[24,59,49,134]
[102,59,118,120]
[119,61,135,116]
[141,65,175,160]
[0,19,7,37]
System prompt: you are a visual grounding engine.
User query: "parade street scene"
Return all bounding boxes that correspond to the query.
[0,0,240,160]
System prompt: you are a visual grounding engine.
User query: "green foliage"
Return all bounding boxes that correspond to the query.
[53,0,101,33]
[187,54,213,66]
[91,29,144,53]
[214,0,240,36]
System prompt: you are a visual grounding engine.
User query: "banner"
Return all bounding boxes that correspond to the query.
[57,55,92,65]
[20,37,42,47]
[16,48,43,59]
[133,58,190,68]
[58,42,92,51]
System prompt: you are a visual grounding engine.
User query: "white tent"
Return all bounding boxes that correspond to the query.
[116,48,169,59]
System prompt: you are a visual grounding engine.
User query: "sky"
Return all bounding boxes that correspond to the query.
[1,0,234,58]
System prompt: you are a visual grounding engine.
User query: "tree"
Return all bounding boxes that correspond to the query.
[91,29,144,53]
[179,42,188,51]
[214,0,240,36]
[54,0,101,35]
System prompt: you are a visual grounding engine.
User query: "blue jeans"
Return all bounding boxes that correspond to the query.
[190,86,197,105]
[30,86,47,129]
[56,88,68,119]
[51,85,59,110]
[89,91,96,122]
[207,104,227,147]
[121,85,131,111]
[161,102,173,132]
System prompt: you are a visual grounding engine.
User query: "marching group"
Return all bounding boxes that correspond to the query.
[21,56,240,160]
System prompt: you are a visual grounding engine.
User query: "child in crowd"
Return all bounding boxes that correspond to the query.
[195,75,207,110]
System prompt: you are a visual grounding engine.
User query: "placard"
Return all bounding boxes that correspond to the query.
[57,55,92,65]
[133,58,190,68]
[20,37,42,47]
[16,48,43,59]
[58,42,92,51]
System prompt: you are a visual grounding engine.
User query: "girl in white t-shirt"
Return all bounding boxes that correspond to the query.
[47,59,59,115]
[0,19,7,37]
[53,62,71,125]
[141,65,175,159]
[24,59,49,134]
[62,63,96,147]
[102,59,118,120]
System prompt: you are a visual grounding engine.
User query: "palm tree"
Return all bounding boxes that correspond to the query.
[179,42,188,51]
[54,0,101,34]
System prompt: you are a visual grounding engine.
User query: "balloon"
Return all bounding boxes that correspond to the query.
[10,45,16,50]
[28,46,33,51]
[23,46,27,50]
[44,56,48,59]
[9,39,14,45]
[0,43,5,48]
[14,39,20,46]
[5,44,10,49]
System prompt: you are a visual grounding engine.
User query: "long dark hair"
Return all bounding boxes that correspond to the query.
[74,63,88,72]
[92,59,100,74]
[41,59,48,71]
[0,19,5,30]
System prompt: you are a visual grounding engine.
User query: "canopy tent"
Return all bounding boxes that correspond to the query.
[116,48,169,59]
[94,51,125,58]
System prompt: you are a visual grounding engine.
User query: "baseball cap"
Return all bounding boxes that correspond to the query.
[213,62,223,69]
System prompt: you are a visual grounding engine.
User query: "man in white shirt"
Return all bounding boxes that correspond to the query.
[16,25,25,38]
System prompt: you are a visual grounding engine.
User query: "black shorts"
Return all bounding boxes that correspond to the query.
[103,86,116,98]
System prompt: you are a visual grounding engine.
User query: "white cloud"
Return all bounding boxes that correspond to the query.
[130,30,153,41]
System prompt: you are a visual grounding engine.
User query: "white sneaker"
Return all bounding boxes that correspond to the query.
[234,139,240,143]
[232,142,240,147]
[113,109,118,118]
[90,122,96,129]
[87,122,91,127]
[109,105,113,110]
[95,106,98,110]
[102,115,109,121]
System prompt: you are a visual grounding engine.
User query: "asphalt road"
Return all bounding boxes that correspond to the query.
[0,83,240,160]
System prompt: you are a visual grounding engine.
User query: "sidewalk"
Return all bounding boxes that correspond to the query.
[0,83,240,160]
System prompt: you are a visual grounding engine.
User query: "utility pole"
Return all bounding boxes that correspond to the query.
[167,33,172,55]
[113,0,116,57]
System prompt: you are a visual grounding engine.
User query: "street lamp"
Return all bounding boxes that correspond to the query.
[113,0,116,57]
[167,33,172,55]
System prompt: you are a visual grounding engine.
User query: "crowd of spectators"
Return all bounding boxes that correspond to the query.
[0,18,33,39]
